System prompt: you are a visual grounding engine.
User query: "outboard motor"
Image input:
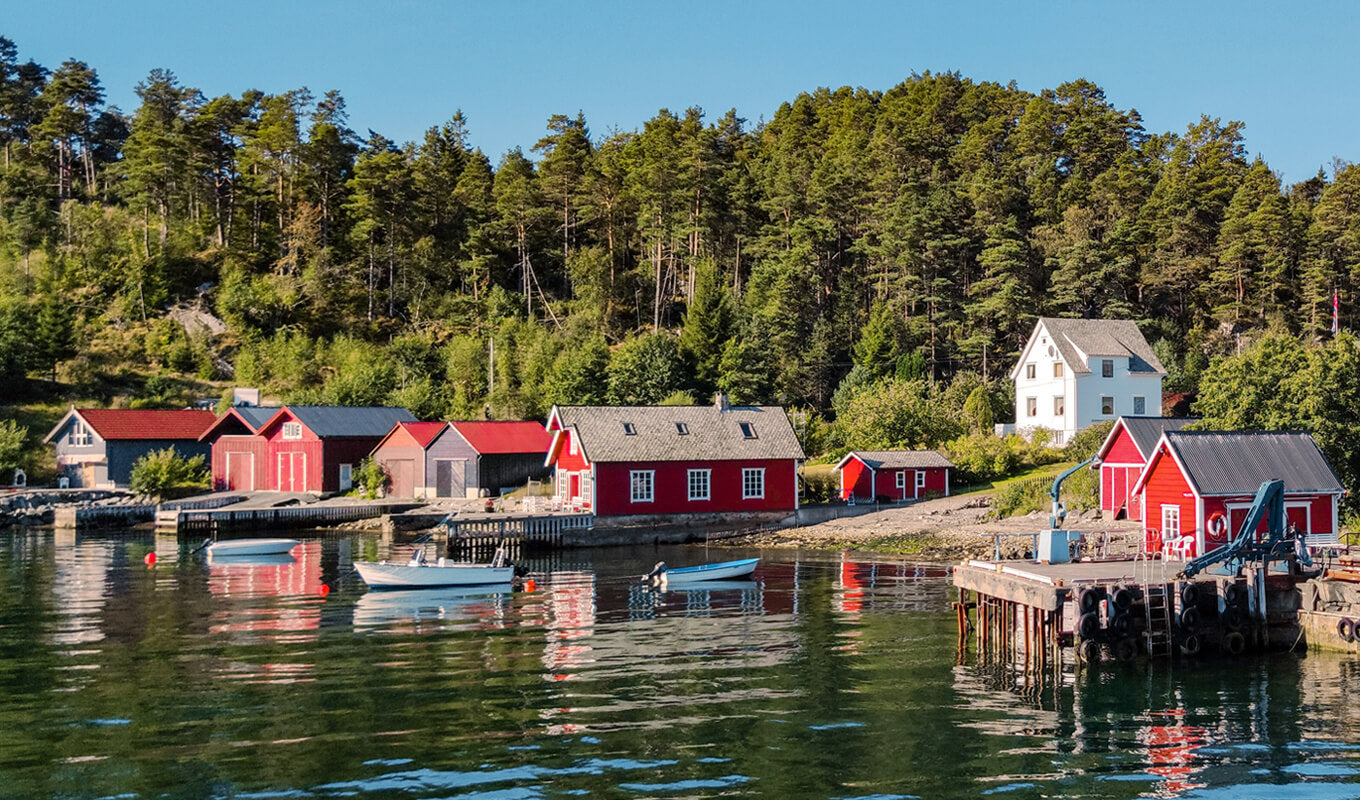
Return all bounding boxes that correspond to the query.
[645,561,667,583]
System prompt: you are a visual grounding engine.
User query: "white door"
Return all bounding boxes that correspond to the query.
[339,463,353,492]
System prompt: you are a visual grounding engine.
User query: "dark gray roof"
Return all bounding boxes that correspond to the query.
[1117,416,1195,458]
[553,405,806,462]
[284,406,416,438]
[1163,431,1344,495]
[235,406,279,432]
[1026,317,1165,375]
[840,450,954,470]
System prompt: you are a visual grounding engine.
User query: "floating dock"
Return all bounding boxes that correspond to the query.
[157,501,424,534]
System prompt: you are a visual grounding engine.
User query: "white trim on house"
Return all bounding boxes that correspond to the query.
[629,469,654,503]
[742,467,765,499]
[688,468,711,502]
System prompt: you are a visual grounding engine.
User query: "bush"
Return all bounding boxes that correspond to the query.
[1063,419,1115,462]
[352,458,387,499]
[0,420,27,473]
[129,447,208,495]
[800,468,841,505]
[943,432,1063,485]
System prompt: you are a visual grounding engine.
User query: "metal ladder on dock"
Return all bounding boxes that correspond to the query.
[1136,550,1175,658]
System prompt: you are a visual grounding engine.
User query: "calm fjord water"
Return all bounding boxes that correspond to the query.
[3,532,1360,799]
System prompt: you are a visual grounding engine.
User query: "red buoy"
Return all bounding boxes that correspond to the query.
[319,584,330,597]
[524,579,536,593]
[144,552,156,566]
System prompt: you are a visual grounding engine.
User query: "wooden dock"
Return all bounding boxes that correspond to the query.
[157,501,423,535]
[447,513,594,559]
[954,555,1306,689]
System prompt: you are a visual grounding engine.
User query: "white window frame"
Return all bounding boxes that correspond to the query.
[1100,395,1114,416]
[630,470,654,503]
[1025,363,1036,380]
[339,463,353,492]
[1133,395,1146,415]
[1053,395,1064,416]
[916,470,927,490]
[687,468,711,502]
[742,467,765,500]
[895,471,906,489]
[1101,359,1114,378]
[282,421,303,440]
[568,435,578,455]
[1161,505,1180,539]
[69,422,93,447]
[1053,362,1064,378]
[1026,397,1037,417]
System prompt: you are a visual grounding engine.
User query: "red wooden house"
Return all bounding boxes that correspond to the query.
[254,406,416,493]
[1131,430,1345,557]
[1095,416,1192,521]
[199,406,279,491]
[545,398,806,517]
[834,450,953,503]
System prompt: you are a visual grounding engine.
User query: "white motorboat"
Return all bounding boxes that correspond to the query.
[205,538,299,557]
[647,557,760,585]
[353,557,515,588]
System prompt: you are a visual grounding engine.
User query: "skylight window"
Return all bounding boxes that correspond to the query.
[739,422,757,439]
[676,422,688,435]
[623,422,636,435]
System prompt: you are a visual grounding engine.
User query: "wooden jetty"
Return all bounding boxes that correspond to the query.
[54,503,158,530]
[447,513,594,559]
[954,553,1306,685]
[157,500,423,535]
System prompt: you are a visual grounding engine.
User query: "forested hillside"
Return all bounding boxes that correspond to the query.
[2,35,1358,437]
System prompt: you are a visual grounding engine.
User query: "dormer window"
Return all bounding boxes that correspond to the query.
[282,422,302,440]
[675,422,688,435]
[623,422,636,436]
[739,422,757,439]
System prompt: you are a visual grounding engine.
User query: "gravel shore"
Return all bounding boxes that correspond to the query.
[724,493,1146,562]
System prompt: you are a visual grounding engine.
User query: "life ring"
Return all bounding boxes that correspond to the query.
[1207,512,1229,542]
[1338,617,1356,643]
[1222,631,1247,656]
[1180,633,1202,656]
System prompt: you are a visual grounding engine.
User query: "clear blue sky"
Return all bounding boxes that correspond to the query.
[10,1,1358,183]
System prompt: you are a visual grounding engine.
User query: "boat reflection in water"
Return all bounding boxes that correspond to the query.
[352,584,513,628]
[628,580,766,619]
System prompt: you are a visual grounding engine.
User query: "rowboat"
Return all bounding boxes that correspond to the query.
[353,558,515,589]
[205,538,299,557]
[648,557,760,585]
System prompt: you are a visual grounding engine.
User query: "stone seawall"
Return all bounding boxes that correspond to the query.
[0,489,154,528]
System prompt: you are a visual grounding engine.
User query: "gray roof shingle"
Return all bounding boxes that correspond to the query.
[1116,416,1195,458]
[840,450,954,470]
[554,405,806,463]
[1028,317,1165,375]
[283,406,417,438]
[235,406,279,432]
[1163,431,1344,495]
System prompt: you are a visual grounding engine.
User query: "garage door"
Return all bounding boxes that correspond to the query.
[435,459,465,498]
[226,452,254,491]
[387,459,415,497]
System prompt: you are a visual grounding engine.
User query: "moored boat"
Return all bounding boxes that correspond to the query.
[205,538,300,557]
[353,558,515,588]
[647,557,760,585]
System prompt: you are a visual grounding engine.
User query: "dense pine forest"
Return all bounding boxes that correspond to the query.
[3,36,1360,492]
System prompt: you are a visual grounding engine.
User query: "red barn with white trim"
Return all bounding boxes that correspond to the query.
[1095,416,1193,521]
[834,450,952,503]
[254,406,415,494]
[199,406,279,491]
[545,398,806,517]
[1131,430,1345,557]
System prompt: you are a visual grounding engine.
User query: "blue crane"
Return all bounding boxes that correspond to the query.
[1178,479,1313,579]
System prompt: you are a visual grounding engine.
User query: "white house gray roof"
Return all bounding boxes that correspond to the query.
[838,450,954,471]
[1021,317,1165,376]
[278,406,417,438]
[1163,431,1344,496]
[1111,416,1195,459]
[553,405,806,463]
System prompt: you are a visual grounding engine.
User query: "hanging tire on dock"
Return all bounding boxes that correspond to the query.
[1078,638,1102,663]
[1179,633,1202,656]
[1338,617,1356,643]
[1109,612,1134,638]
[1079,588,1103,615]
[1180,583,1200,608]
[1179,606,1200,630]
[1222,606,1248,632]
[1222,631,1247,656]
[1111,587,1135,612]
[1113,637,1138,662]
[1078,612,1101,640]
[1225,583,1249,608]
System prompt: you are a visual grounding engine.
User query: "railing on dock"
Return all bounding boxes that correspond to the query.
[159,501,421,535]
[447,513,594,560]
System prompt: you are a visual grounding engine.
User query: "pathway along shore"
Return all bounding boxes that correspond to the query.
[725,493,1145,562]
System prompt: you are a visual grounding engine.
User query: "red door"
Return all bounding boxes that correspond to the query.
[226,452,253,490]
[277,452,306,492]
[1286,504,1310,534]
[569,473,581,501]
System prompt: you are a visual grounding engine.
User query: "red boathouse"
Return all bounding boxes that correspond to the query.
[545,397,806,517]
[834,450,953,503]
[1094,416,1193,521]
[199,406,280,491]
[1131,430,1345,557]
[254,406,416,493]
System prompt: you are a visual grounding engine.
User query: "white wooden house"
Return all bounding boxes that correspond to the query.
[1004,318,1165,445]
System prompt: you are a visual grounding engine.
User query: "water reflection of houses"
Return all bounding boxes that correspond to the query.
[835,556,951,615]
[50,534,116,646]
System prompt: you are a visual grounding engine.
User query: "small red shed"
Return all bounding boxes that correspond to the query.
[545,398,806,517]
[199,406,279,491]
[1094,416,1193,521]
[834,450,953,503]
[1131,430,1345,557]
[255,406,416,494]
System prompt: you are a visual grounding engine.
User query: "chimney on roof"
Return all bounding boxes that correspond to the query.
[714,392,730,412]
